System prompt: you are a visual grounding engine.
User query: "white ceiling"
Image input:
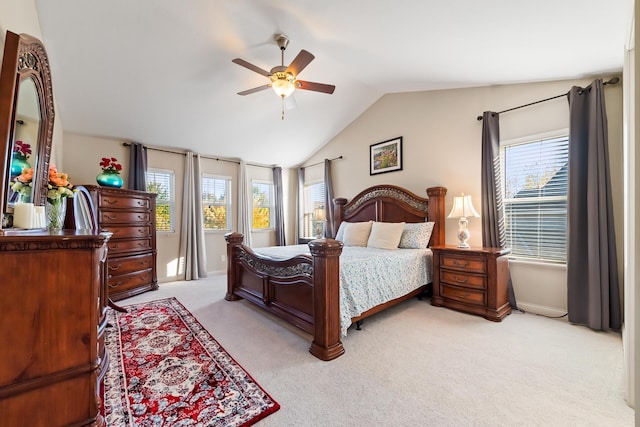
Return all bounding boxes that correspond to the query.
[34,0,632,167]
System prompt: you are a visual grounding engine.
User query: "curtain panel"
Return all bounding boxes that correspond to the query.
[566,79,621,331]
[324,159,336,238]
[127,142,147,191]
[273,166,286,246]
[179,152,207,280]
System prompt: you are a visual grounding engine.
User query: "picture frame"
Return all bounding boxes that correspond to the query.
[370,136,403,175]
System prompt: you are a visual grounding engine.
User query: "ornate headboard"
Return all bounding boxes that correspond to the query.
[333,185,447,247]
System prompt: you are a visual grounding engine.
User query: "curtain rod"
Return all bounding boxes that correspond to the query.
[476,77,620,121]
[302,156,343,169]
[122,142,272,169]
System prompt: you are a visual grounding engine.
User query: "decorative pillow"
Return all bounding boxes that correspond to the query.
[335,221,347,241]
[367,221,405,250]
[342,221,373,246]
[399,222,435,249]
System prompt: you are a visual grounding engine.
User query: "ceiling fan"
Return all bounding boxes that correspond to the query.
[232,34,335,118]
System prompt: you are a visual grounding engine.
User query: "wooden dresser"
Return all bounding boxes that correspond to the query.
[430,245,511,321]
[0,230,111,426]
[86,186,158,301]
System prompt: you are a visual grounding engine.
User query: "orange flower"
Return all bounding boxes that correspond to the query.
[16,167,33,183]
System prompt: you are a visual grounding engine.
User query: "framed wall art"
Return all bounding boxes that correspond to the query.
[370,136,403,175]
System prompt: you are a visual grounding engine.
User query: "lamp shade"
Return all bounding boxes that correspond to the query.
[313,207,326,221]
[447,194,480,219]
[272,79,295,98]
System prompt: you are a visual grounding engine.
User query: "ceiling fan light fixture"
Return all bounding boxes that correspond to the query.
[271,78,295,98]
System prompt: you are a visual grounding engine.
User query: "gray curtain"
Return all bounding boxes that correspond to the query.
[179,152,207,280]
[127,142,147,191]
[481,111,517,309]
[324,159,336,238]
[273,166,285,246]
[297,167,304,243]
[567,79,621,331]
[238,160,253,247]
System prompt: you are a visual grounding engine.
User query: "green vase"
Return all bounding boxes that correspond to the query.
[96,172,123,188]
[10,153,30,177]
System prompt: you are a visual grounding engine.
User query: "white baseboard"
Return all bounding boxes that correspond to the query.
[517,301,568,319]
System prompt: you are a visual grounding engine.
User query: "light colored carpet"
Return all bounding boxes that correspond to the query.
[123,274,634,426]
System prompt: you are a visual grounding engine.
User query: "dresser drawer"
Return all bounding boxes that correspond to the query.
[441,255,486,274]
[100,210,152,224]
[108,253,154,276]
[440,270,486,290]
[441,284,486,306]
[108,269,153,293]
[107,238,152,255]
[99,193,150,210]
[102,225,151,239]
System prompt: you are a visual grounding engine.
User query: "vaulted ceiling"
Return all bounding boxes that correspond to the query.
[34,0,632,167]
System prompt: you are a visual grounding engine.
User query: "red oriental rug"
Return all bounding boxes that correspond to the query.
[103,297,280,426]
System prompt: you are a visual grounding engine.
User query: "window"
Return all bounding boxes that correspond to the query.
[202,175,231,230]
[501,133,569,263]
[252,180,273,229]
[146,169,175,232]
[301,181,326,238]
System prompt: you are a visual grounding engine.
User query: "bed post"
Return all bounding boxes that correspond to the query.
[333,198,347,230]
[224,233,244,301]
[308,238,345,361]
[426,187,447,247]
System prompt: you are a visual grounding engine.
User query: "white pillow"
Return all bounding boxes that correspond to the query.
[398,222,435,249]
[342,221,373,246]
[335,221,347,241]
[367,222,405,250]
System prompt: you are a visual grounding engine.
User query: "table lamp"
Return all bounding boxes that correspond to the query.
[447,193,480,248]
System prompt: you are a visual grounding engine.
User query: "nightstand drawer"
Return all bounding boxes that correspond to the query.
[441,255,486,273]
[441,284,486,306]
[440,270,486,290]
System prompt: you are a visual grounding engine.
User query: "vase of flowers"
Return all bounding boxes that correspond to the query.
[46,164,75,230]
[96,157,123,188]
[10,140,32,178]
[10,167,34,203]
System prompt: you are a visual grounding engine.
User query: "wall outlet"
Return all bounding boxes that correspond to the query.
[220,255,226,262]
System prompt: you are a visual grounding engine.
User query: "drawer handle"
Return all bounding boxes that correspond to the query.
[453,260,469,267]
[109,263,122,271]
[136,200,144,206]
[104,198,118,205]
[138,242,148,247]
[139,260,149,266]
[108,243,119,249]
[105,214,118,220]
[137,214,146,220]
[453,275,467,284]
[454,290,471,298]
[109,281,123,288]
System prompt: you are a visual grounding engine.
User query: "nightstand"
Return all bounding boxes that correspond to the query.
[430,245,511,321]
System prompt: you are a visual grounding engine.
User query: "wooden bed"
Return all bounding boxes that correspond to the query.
[224,185,447,361]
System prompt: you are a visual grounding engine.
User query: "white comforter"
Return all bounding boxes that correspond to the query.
[253,245,433,336]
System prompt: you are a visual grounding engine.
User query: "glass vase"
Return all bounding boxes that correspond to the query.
[96,172,123,188]
[46,199,66,231]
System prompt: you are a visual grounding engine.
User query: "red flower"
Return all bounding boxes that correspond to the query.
[13,140,32,158]
[100,157,122,174]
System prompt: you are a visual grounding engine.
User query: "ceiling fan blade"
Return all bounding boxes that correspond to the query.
[232,58,270,77]
[295,80,335,94]
[286,50,314,76]
[237,84,271,96]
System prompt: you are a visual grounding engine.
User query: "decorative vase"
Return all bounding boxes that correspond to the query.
[10,153,30,177]
[46,199,66,230]
[96,172,123,188]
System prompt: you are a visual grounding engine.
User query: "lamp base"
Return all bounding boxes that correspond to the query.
[456,217,471,249]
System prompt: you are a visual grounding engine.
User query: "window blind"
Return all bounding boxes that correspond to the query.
[501,135,568,263]
[146,169,175,232]
[202,175,231,230]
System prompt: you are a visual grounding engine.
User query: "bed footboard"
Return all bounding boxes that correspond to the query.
[225,233,345,361]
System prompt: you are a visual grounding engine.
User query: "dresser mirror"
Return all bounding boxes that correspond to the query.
[0,31,55,231]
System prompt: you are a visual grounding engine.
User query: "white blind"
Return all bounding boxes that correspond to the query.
[301,181,326,238]
[202,175,231,230]
[501,135,568,263]
[146,169,175,232]
[251,181,272,229]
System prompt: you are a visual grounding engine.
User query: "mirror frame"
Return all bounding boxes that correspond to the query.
[0,31,54,231]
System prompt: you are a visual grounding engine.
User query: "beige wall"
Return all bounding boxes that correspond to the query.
[302,78,624,316]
